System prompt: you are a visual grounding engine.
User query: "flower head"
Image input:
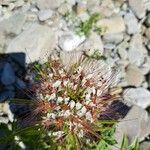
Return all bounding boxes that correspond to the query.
[28,51,122,149]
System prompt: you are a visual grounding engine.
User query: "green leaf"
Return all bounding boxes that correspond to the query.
[96,139,108,150]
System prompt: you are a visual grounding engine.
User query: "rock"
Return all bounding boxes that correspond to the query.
[97,0,115,17]
[113,106,150,149]
[0,13,26,35]
[140,56,150,75]
[144,13,150,27]
[6,24,56,64]
[82,32,104,54]
[125,64,144,87]
[140,142,150,150]
[14,0,24,8]
[0,90,15,102]
[124,10,139,34]
[128,0,146,19]
[128,34,147,66]
[58,32,85,51]
[1,63,15,86]
[145,28,150,39]
[58,3,72,15]
[97,16,125,35]
[0,31,6,53]
[37,0,64,10]
[118,47,128,60]
[38,9,53,21]
[123,88,150,109]
[103,33,124,44]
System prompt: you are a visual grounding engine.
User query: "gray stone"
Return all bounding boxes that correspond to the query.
[144,13,150,27]
[1,63,15,86]
[38,9,53,21]
[124,10,139,34]
[58,3,72,15]
[113,106,150,149]
[37,0,64,10]
[125,64,144,87]
[0,90,15,102]
[128,34,147,66]
[0,13,26,35]
[59,31,85,52]
[123,88,150,109]
[6,24,56,64]
[118,47,128,60]
[82,32,104,55]
[103,33,124,44]
[145,28,150,39]
[128,0,146,19]
[97,16,125,35]
[140,142,150,150]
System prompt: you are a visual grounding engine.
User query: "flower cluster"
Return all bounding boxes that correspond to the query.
[30,52,121,148]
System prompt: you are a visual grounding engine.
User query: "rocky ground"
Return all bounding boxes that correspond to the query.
[0,0,150,149]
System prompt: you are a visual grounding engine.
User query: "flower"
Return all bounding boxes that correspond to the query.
[28,51,122,149]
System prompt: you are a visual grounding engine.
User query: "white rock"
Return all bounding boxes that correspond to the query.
[124,10,139,34]
[59,32,85,51]
[113,106,150,150]
[128,0,146,19]
[103,33,124,44]
[128,34,147,66]
[118,47,128,60]
[6,24,56,64]
[125,64,144,87]
[36,0,64,10]
[0,13,26,35]
[97,16,125,35]
[38,9,53,21]
[123,88,150,109]
[83,32,103,54]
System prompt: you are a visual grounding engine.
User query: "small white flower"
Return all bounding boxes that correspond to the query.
[52,80,61,88]
[64,110,71,117]
[48,93,56,101]
[47,113,56,119]
[69,100,76,109]
[85,93,91,101]
[64,97,70,104]
[57,97,63,103]
[85,111,92,121]
[76,102,82,110]
[80,106,87,115]
[63,80,69,86]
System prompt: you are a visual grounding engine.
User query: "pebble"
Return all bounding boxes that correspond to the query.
[38,9,53,21]
[58,31,85,51]
[1,63,15,86]
[123,88,150,109]
[0,13,26,35]
[114,106,150,149]
[124,10,139,34]
[128,34,147,66]
[6,24,56,64]
[125,64,144,87]
[97,16,125,35]
[103,33,124,44]
[37,0,64,10]
[118,47,128,60]
[82,32,104,54]
[128,0,146,19]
